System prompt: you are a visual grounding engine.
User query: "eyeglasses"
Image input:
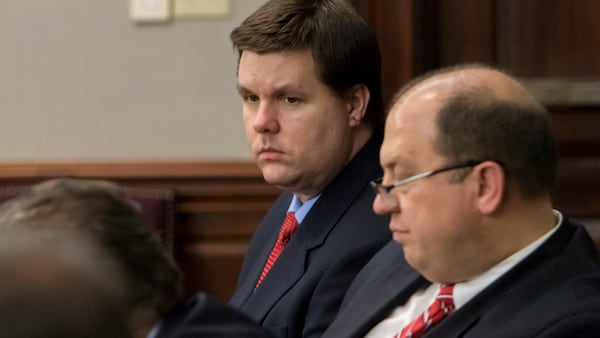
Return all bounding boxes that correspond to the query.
[370,160,484,207]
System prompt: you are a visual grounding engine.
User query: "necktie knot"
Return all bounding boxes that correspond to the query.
[436,283,455,309]
[397,284,455,338]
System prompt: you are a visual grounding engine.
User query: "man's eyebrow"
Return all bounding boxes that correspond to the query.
[236,85,252,95]
[381,154,413,172]
[272,84,305,96]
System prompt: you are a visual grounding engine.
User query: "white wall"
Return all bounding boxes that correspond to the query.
[0,0,264,160]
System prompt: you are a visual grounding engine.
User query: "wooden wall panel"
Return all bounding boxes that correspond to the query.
[552,109,600,157]
[411,0,600,78]
[0,161,279,302]
[554,159,600,218]
[555,158,600,251]
[351,0,417,106]
[496,0,600,77]
[434,0,496,66]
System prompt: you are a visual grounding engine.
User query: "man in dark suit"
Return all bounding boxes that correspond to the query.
[227,0,391,336]
[323,64,600,337]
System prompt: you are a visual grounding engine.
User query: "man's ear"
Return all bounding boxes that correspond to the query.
[475,161,505,215]
[346,84,370,127]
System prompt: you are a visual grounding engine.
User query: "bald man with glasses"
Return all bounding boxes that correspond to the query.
[370,160,484,208]
[324,64,600,338]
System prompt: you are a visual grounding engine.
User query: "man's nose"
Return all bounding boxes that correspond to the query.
[372,193,399,214]
[253,102,280,133]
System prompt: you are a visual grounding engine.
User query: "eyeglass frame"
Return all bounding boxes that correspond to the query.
[370,160,485,207]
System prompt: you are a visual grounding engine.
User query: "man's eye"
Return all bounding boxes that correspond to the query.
[245,94,259,102]
[283,97,300,104]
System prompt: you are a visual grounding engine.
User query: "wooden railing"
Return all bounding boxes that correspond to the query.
[0,158,597,300]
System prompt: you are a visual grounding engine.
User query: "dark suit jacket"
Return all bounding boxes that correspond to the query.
[229,133,391,338]
[156,293,274,338]
[324,218,600,338]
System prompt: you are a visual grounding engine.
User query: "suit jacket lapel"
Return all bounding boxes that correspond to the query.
[334,261,427,337]
[294,131,383,251]
[427,219,580,337]
[231,195,291,308]
[240,134,383,322]
[243,230,308,321]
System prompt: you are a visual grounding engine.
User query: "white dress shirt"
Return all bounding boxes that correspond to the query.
[365,211,563,337]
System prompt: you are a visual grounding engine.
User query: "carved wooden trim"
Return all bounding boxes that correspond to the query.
[0,161,261,179]
[521,79,600,107]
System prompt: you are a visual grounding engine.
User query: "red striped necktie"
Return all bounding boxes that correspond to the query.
[394,284,455,338]
[255,212,299,289]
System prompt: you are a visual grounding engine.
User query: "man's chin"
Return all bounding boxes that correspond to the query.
[261,172,288,185]
[264,177,295,190]
[259,162,302,186]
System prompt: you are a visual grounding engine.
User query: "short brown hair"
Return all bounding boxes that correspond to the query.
[0,178,184,318]
[230,0,384,127]
[434,86,557,199]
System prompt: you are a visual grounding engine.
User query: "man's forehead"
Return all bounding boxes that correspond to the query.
[380,142,414,168]
[386,78,453,134]
[381,77,453,168]
[390,75,458,119]
[237,49,318,89]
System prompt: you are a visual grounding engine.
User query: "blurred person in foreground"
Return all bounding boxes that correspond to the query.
[323,64,600,337]
[224,0,391,336]
[0,229,131,338]
[0,178,183,338]
[0,178,274,338]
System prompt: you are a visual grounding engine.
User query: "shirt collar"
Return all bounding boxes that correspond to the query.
[453,209,563,308]
[288,193,321,224]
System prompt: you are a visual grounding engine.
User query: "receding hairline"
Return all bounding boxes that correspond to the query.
[391,65,543,113]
